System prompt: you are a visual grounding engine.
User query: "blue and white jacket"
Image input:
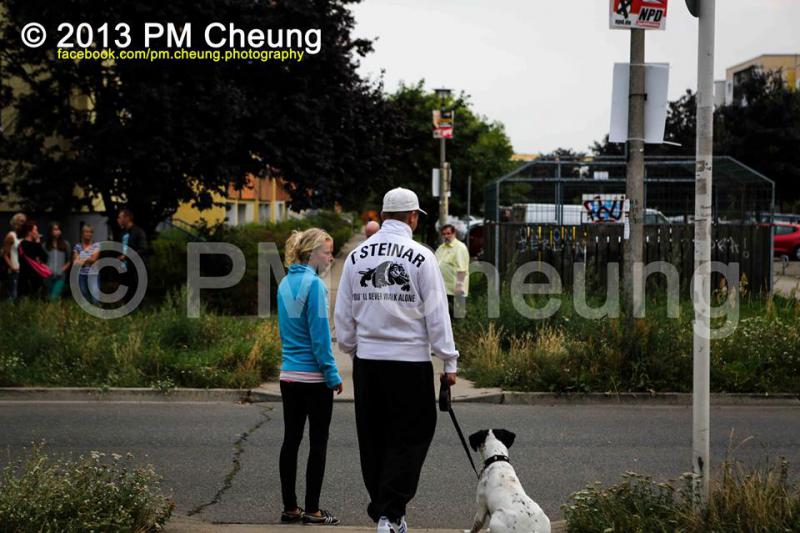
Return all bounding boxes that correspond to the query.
[277,264,342,387]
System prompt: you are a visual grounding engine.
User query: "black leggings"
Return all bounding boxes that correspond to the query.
[279,381,334,513]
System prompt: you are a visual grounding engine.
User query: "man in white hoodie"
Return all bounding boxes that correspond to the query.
[335,188,458,533]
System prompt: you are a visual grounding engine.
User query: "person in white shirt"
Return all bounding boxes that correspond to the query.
[335,187,459,533]
[2,213,26,301]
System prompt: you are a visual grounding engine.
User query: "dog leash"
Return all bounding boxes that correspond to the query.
[439,377,479,479]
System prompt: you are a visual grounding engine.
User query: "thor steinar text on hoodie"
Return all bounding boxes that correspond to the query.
[334,219,459,373]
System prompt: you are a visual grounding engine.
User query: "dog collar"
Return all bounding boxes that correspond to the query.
[480,454,510,476]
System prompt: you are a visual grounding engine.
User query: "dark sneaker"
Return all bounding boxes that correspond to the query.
[281,508,304,523]
[303,509,340,525]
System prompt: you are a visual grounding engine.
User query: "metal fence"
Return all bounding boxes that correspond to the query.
[483,156,775,293]
[485,156,774,224]
[485,222,773,293]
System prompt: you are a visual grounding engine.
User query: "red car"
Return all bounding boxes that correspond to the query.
[773,223,800,260]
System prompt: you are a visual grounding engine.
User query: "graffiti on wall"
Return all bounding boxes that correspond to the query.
[582,194,628,223]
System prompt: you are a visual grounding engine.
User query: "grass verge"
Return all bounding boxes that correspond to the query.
[0,289,280,389]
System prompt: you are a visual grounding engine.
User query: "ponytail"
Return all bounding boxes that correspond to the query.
[284,228,333,266]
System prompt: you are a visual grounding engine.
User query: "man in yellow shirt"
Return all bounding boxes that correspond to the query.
[435,224,470,319]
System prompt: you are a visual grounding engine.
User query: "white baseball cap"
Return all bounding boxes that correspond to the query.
[382,187,427,215]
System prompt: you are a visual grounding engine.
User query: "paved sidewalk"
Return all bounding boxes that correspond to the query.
[165,515,567,532]
[256,228,501,402]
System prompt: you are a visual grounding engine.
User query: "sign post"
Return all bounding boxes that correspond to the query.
[609,0,667,317]
[433,90,454,230]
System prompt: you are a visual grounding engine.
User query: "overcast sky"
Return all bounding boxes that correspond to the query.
[351,0,800,154]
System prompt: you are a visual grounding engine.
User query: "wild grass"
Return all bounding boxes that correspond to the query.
[0,288,280,388]
[0,443,173,532]
[564,457,800,532]
[457,284,800,393]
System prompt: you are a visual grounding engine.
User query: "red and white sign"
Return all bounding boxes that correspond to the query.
[435,126,453,139]
[432,109,455,139]
[610,0,668,30]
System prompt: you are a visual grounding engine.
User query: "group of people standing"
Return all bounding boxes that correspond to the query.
[1,209,147,304]
[2,213,77,301]
[276,187,468,532]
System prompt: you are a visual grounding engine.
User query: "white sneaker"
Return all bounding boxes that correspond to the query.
[377,516,392,533]
[390,516,407,533]
[377,516,407,533]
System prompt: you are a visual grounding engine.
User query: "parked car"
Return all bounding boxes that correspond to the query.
[773,223,800,260]
[748,212,800,224]
[773,213,800,224]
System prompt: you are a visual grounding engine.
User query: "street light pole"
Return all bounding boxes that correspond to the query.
[435,88,451,230]
[690,0,715,508]
[440,135,448,228]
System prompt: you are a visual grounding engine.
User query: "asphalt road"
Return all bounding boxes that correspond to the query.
[1,402,799,529]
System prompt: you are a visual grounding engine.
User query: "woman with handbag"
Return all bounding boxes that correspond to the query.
[17,221,50,299]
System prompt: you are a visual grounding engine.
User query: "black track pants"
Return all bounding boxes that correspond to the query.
[353,356,437,523]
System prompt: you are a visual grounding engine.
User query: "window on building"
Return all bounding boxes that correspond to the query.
[259,203,271,223]
[275,201,286,222]
[732,66,759,105]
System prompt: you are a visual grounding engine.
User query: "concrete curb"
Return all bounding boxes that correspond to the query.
[0,387,255,403]
[1,387,798,406]
[499,392,800,406]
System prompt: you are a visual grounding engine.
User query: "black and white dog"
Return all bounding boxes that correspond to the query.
[466,429,550,533]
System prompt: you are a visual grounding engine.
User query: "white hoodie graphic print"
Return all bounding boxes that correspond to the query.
[334,219,459,373]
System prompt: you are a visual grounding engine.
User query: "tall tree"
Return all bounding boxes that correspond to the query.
[715,71,800,208]
[379,82,514,240]
[0,0,389,233]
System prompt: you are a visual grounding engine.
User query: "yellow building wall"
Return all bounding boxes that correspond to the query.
[512,153,541,162]
[173,191,227,226]
[726,54,800,86]
[174,176,290,227]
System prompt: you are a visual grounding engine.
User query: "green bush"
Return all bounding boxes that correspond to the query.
[564,473,682,533]
[564,460,800,533]
[0,290,281,388]
[148,211,356,314]
[147,228,194,297]
[0,443,173,532]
